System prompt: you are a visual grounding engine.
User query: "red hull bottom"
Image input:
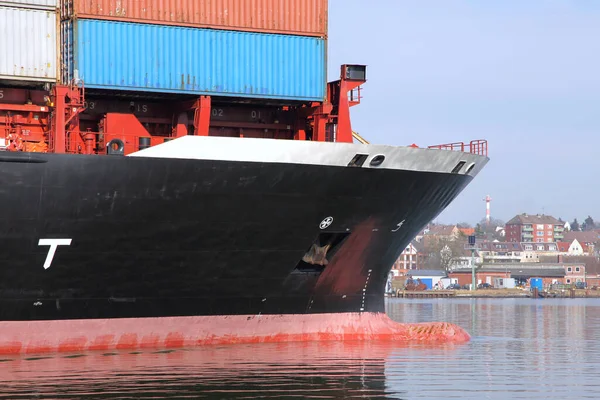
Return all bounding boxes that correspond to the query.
[0,312,470,355]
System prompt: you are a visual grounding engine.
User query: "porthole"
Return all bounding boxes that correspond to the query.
[370,155,385,167]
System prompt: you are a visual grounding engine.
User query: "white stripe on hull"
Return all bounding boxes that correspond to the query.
[128,136,488,177]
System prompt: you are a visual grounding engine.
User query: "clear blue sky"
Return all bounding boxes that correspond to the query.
[327,0,600,225]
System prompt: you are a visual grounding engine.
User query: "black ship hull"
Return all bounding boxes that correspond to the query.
[0,137,486,321]
[0,136,485,353]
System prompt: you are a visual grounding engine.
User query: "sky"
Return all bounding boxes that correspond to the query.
[327,0,600,225]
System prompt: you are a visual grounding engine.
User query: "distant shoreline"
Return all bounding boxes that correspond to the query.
[387,289,600,299]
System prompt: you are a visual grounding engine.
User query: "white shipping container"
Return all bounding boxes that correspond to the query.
[493,277,516,289]
[0,6,57,82]
[0,0,57,9]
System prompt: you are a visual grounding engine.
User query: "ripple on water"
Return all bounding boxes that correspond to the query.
[0,298,599,399]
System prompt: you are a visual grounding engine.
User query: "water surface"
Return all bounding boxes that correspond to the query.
[2,298,599,399]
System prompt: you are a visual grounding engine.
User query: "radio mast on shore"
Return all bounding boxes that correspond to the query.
[484,195,492,225]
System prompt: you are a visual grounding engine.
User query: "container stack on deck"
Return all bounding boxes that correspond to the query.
[60,0,327,100]
[1,0,369,155]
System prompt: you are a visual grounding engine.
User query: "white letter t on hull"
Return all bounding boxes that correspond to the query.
[38,239,72,270]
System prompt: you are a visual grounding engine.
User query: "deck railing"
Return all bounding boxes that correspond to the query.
[428,139,488,156]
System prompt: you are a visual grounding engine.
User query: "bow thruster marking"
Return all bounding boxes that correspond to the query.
[391,220,406,232]
[319,216,333,229]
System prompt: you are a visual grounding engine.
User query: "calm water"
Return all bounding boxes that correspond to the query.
[2,298,600,399]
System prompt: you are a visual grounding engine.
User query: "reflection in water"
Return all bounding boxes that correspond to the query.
[2,299,600,399]
[0,340,463,399]
[386,298,600,399]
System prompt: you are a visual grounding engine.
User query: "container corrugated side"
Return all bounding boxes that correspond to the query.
[0,6,57,82]
[0,0,56,9]
[63,19,326,101]
[62,0,327,37]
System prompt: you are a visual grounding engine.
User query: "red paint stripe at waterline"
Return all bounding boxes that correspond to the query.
[0,312,470,355]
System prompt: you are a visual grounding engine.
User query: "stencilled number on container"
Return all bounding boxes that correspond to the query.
[0,90,4,99]
[211,108,224,117]
[38,238,72,270]
[83,101,96,110]
[129,102,148,113]
[250,110,261,119]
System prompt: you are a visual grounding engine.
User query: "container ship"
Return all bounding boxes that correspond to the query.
[0,0,487,354]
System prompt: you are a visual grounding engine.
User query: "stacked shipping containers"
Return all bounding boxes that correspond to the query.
[60,0,328,101]
[1,0,328,101]
[1,0,331,153]
[0,0,58,83]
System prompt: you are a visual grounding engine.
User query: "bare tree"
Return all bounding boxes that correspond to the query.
[478,217,505,228]
[475,217,505,241]
[424,236,467,272]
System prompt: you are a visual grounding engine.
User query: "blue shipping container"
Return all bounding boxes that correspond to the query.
[62,19,326,101]
[530,278,543,290]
